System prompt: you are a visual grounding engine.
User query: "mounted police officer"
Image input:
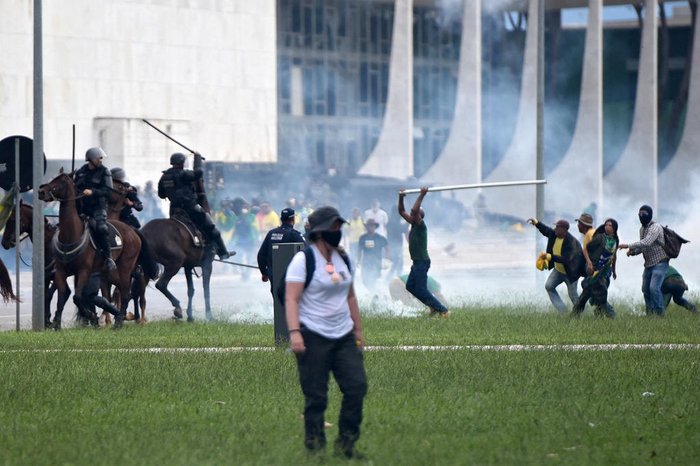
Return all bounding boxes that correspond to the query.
[110,167,143,230]
[73,147,116,272]
[157,152,230,260]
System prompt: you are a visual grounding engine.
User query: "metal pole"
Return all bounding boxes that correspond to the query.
[536,0,545,225]
[14,139,20,331]
[535,0,546,288]
[401,179,546,195]
[71,123,75,173]
[32,0,45,331]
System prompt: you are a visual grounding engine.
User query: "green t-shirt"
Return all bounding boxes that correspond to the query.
[408,221,430,261]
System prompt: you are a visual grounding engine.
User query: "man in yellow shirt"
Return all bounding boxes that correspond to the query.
[576,212,595,275]
[528,218,586,313]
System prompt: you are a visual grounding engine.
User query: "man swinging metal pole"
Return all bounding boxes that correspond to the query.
[401,179,546,194]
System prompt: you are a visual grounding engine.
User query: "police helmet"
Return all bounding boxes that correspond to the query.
[110,167,126,182]
[170,153,187,166]
[85,147,106,162]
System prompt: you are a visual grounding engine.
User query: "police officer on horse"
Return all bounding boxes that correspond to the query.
[74,147,117,271]
[157,152,230,260]
[110,167,144,230]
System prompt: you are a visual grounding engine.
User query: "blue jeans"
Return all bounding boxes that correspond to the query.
[406,259,448,313]
[642,260,670,316]
[545,269,579,313]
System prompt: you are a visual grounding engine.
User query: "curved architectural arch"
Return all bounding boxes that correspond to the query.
[546,0,603,219]
[603,0,658,211]
[357,0,413,179]
[420,0,482,206]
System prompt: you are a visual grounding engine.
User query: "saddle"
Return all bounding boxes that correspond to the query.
[171,208,205,248]
[53,221,123,263]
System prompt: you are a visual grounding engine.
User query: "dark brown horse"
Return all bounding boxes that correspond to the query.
[1,201,60,326]
[107,180,159,324]
[0,258,19,304]
[37,171,142,329]
[140,217,216,321]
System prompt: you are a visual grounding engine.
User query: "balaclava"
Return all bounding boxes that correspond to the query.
[639,205,653,227]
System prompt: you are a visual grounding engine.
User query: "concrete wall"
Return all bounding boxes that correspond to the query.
[0,0,277,187]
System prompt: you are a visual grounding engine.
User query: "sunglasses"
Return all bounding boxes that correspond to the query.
[325,262,340,284]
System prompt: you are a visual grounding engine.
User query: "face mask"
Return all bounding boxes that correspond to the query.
[639,212,651,227]
[241,208,249,214]
[321,230,342,248]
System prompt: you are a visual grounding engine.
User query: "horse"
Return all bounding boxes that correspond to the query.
[107,180,160,324]
[1,201,62,327]
[140,216,216,322]
[37,171,142,329]
[0,257,19,304]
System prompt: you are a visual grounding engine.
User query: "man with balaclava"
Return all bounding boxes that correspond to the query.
[527,217,585,313]
[619,205,670,316]
[73,147,117,272]
[157,152,231,260]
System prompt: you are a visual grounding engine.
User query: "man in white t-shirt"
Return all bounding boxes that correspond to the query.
[363,199,388,238]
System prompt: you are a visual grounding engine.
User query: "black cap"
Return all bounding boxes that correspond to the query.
[281,208,295,222]
[308,206,347,233]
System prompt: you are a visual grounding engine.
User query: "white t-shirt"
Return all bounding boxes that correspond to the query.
[364,208,389,238]
[286,244,354,339]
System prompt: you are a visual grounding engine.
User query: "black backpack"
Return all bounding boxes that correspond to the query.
[662,225,689,259]
[276,246,352,305]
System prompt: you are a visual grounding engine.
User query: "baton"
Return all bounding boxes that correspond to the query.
[141,119,204,160]
[213,258,258,269]
[401,179,547,194]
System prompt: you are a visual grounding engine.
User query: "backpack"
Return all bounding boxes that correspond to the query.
[276,246,352,305]
[662,225,689,259]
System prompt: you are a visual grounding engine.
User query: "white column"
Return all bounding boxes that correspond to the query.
[357,0,413,179]
[658,3,700,218]
[604,0,658,211]
[481,0,538,220]
[546,0,603,220]
[420,0,481,206]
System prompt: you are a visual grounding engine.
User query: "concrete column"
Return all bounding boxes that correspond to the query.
[420,0,481,206]
[357,0,413,179]
[604,0,658,211]
[546,0,603,220]
[481,0,538,220]
[658,4,700,219]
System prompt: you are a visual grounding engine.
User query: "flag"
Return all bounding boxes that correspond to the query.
[0,186,18,231]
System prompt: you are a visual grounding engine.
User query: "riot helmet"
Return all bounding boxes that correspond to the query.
[110,167,126,182]
[170,153,187,166]
[85,147,107,162]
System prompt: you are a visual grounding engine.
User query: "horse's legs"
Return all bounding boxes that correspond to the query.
[202,258,213,321]
[101,282,114,327]
[45,276,57,328]
[155,264,183,319]
[53,270,70,330]
[184,266,195,322]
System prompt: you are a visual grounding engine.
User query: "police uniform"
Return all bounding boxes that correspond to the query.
[118,182,144,229]
[257,209,305,292]
[158,153,229,259]
[73,148,114,267]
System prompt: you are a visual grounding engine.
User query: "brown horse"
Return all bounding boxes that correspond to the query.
[107,180,159,324]
[140,217,216,321]
[0,258,19,304]
[37,171,142,329]
[1,201,61,327]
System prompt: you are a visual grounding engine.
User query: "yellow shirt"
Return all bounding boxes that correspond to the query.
[583,228,594,249]
[553,237,566,274]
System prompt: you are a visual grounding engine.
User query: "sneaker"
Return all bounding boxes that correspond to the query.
[334,441,366,460]
[437,311,449,319]
[104,258,117,272]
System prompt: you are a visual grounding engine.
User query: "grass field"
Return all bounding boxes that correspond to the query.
[0,307,698,465]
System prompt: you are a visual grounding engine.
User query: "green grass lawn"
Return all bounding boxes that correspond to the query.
[0,308,698,465]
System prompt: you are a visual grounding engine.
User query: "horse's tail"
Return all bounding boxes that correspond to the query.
[0,258,20,303]
[135,229,160,280]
